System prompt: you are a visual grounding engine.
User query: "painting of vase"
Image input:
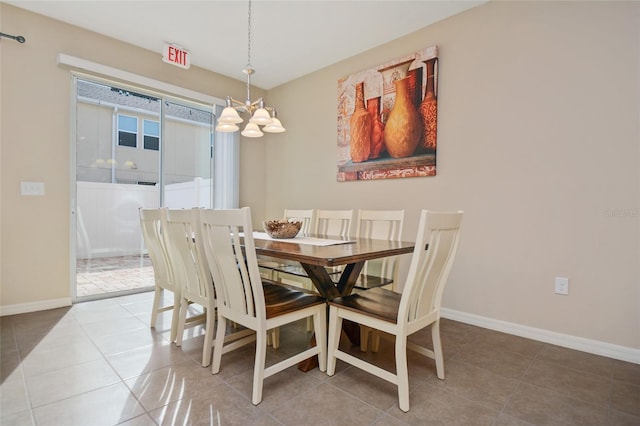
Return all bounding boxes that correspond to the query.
[336,45,439,182]
[377,58,413,124]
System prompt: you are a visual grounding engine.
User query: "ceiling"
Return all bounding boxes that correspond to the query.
[6,1,485,89]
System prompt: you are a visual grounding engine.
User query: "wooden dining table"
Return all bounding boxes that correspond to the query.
[252,233,415,371]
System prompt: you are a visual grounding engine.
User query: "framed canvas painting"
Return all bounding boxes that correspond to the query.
[337,45,438,181]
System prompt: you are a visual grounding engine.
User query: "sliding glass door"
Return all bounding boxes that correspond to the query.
[73,78,214,300]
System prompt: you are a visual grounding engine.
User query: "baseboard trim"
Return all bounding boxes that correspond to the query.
[0,298,73,317]
[441,308,640,364]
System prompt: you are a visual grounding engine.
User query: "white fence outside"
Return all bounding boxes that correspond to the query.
[76,179,212,259]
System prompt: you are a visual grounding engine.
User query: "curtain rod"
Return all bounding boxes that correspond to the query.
[0,32,26,43]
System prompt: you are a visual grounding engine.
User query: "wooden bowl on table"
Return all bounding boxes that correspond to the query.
[263,219,302,239]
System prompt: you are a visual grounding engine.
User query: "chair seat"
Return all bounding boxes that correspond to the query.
[352,274,394,290]
[329,287,400,323]
[263,281,326,319]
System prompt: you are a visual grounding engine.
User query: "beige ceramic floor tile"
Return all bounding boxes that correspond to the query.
[0,409,35,426]
[612,359,640,386]
[520,359,612,407]
[148,387,278,426]
[327,362,404,412]
[20,338,104,378]
[536,344,614,378]
[106,340,195,379]
[611,381,640,417]
[80,315,148,338]
[388,382,499,425]
[4,288,639,426]
[0,375,31,418]
[427,359,519,411]
[608,408,640,426]
[225,364,324,412]
[503,382,609,425]
[32,382,145,426]
[270,382,386,425]
[90,325,167,357]
[116,413,158,426]
[26,358,121,407]
[452,340,535,379]
[124,361,223,412]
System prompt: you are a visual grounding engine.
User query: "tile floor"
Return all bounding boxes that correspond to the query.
[1,290,639,426]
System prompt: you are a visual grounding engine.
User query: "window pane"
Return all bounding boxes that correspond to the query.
[118,115,137,132]
[144,120,159,136]
[119,131,137,147]
[144,135,159,151]
[163,100,214,208]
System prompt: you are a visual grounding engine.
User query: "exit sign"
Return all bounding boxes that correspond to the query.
[162,43,190,69]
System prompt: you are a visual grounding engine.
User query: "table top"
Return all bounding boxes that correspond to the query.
[251,234,415,267]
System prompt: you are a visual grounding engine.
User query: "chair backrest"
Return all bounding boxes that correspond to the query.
[284,209,316,234]
[356,209,405,280]
[139,208,174,291]
[315,209,353,238]
[198,207,266,324]
[164,209,213,306]
[399,210,463,327]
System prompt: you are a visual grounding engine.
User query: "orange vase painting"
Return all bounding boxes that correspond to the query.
[337,45,438,182]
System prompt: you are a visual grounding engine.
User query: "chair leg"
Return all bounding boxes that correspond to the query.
[169,291,180,343]
[270,327,280,349]
[314,308,327,372]
[175,297,189,347]
[360,325,369,352]
[306,316,314,332]
[252,330,268,405]
[431,319,445,380]
[201,308,216,367]
[150,286,161,329]
[211,317,227,374]
[395,335,410,412]
[326,306,342,376]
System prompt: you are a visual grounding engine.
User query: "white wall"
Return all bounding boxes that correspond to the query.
[265,1,640,352]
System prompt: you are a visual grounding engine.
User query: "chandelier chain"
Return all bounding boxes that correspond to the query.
[247,0,252,66]
[216,0,284,135]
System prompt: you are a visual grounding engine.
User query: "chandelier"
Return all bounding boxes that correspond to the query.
[215,0,286,137]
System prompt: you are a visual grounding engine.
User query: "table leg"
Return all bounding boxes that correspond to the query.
[297,262,364,372]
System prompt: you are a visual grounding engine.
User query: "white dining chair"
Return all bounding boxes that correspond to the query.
[164,208,216,367]
[326,210,463,412]
[262,209,318,333]
[199,207,327,405]
[285,208,317,233]
[139,208,180,342]
[354,209,405,351]
[258,208,317,280]
[273,209,352,331]
[274,209,353,282]
[314,209,353,238]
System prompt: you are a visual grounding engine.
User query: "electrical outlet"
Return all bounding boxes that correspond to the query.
[555,277,569,295]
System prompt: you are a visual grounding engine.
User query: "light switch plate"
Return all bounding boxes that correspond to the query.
[21,181,45,196]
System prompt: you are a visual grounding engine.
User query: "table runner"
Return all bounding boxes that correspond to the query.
[252,232,354,246]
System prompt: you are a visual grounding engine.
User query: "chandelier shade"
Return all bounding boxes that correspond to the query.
[263,111,286,133]
[217,1,285,137]
[215,122,240,132]
[218,104,243,124]
[241,122,264,138]
[249,107,271,125]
